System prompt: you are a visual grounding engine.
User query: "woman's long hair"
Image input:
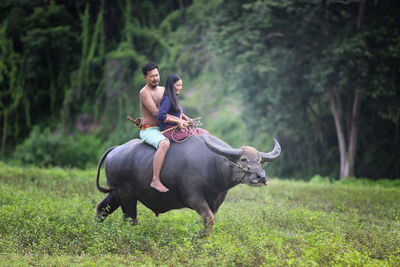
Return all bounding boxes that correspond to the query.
[164,73,182,112]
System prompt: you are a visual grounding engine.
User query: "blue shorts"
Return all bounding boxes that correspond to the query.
[139,127,169,149]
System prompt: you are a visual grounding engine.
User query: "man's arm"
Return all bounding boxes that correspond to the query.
[140,90,159,117]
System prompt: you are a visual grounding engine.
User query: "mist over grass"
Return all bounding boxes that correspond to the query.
[0,162,399,266]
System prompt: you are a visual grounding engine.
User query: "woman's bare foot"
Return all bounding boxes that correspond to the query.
[150,179,169,192]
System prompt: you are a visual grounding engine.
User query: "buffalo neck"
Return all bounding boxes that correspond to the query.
[215,156,242,191]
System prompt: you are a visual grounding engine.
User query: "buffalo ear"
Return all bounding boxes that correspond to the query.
[202,134,242,161]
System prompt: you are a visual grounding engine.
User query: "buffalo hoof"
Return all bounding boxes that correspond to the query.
[94,212,106,223]
[199,229,213,238]
[123,217,138,225]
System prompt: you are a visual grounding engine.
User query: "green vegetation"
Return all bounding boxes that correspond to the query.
[0,162,399,266]
[1,1,398,265]
[1,0,399,180]
[11,126,102,169]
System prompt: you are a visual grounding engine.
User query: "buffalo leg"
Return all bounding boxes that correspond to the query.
[120,198,138,225]
[192,200,214,237]
[212,192,227,216]
[95,193,120,222]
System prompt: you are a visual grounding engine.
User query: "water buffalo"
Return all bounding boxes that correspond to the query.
[95,134,281,236]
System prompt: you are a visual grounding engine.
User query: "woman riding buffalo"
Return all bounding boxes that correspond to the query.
[157,73,208,142]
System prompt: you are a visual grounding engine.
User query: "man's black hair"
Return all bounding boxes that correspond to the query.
[142,62,158,75]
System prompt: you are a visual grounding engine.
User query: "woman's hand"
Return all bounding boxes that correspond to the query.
[182,114,195,126]
[164,115,188,130]
[177,119,188,130]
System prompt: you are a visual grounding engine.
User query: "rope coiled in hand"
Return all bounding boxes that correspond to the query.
[171,117,203,143]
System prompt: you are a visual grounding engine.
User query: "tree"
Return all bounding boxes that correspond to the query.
[0,0,79,157]
[210,0,400,179]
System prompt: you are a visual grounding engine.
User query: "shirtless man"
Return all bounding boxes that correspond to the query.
[139,62,187,192]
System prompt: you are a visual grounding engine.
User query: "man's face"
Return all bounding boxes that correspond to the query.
[144,68,160,88]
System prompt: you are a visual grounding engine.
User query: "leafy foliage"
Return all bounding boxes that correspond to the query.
[0,0,399,179]
[12,126,101,168]
[208,0,400,179]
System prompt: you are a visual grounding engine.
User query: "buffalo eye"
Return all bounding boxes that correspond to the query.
[240,158,249,163]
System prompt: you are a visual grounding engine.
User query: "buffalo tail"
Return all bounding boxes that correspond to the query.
[96,146,116,193]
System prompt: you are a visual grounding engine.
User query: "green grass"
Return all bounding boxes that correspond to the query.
[0,162,399,266]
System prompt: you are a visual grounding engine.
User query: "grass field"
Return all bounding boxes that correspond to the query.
[0,162,399,266]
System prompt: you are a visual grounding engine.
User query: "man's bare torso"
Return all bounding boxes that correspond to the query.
[139,85,165,126]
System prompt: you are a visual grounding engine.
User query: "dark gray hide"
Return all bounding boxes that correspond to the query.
[95,134,280,235]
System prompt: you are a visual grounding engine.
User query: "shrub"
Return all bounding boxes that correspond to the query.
[12,126,102,168]
[309,174,332,184]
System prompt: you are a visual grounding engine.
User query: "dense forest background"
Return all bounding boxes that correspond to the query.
[0,0,399,180]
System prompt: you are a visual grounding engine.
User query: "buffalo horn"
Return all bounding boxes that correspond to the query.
[260,139,281,163]
[203,134,242,161]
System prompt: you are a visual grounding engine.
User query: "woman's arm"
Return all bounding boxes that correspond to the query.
[157,97,170,123]
[182,113,191,121]
[182,113,198,127]
[165,115,188,129]
[157,97,188,129]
